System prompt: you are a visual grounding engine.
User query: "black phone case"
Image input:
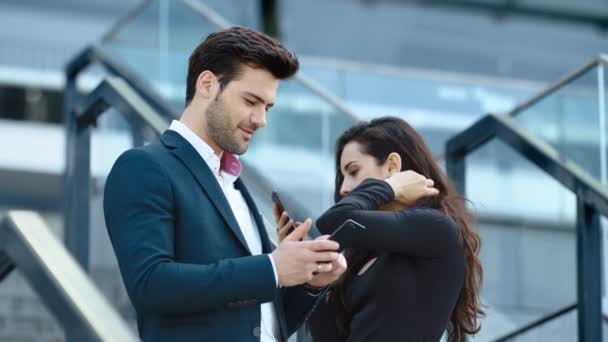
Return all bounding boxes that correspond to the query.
[272,191,295,234]
[329,219,366,252]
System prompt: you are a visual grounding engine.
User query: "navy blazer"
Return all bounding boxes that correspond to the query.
[103,130,316,342]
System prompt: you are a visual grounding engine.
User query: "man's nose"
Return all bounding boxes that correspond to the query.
[251,108,267,129]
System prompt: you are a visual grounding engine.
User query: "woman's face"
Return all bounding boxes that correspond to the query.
[339,141,390,198]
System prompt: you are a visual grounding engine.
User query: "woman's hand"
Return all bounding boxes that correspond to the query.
[384,170,439,206]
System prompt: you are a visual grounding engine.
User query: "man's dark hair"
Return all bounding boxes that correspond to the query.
[185,26,299,105]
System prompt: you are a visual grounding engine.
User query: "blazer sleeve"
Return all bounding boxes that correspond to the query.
[103,149,278,315]
[280,285,327,337]
[316,178,460,257]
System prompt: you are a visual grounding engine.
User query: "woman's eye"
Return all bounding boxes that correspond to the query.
[350,170,359,177]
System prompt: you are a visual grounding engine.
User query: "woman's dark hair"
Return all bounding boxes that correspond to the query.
[185,26,299,105]
[330,117,483,341]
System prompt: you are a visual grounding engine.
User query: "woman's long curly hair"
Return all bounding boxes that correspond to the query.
[330,117,484,341]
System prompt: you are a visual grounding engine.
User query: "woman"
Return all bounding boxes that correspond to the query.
[276,117,483,341]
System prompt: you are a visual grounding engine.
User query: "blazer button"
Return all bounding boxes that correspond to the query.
[252,327,261,337]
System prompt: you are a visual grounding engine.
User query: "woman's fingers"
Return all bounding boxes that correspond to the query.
[426,187,439,196]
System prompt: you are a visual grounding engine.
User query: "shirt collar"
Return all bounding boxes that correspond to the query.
[169,120,242,182]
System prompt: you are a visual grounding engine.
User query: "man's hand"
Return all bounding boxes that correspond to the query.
[305,235,347,289]
[384,170,439,206]
[273,202,298,242]
[271,219,340,287]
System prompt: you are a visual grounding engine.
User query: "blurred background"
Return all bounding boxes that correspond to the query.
[1,0,608,341]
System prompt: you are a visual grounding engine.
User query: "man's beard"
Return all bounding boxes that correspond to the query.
[206,96,247,155]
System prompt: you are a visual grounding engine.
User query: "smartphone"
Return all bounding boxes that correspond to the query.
[329,219,366,252]
[271,191,295,235]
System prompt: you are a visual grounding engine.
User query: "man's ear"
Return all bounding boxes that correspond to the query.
[196,70,219,99]
[386,152,402,176]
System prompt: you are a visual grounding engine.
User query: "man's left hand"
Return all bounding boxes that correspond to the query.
[305,235,347,289]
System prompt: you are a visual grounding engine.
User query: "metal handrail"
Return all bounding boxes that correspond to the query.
[446,113,608,216]
[75,76,168,133]
[446,113,606,341]
[508,54,608,117]
[491,303,577,342]
[100,0,154,43]
[0,251,14,281]
[0,211,138,341]
[491,303,608,342]
[65,45,177,121]
[98,0,361,123]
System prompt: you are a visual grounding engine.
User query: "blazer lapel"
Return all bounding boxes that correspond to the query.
[236,181,289,339]
[160,130,252,255]
[235,179,275,253]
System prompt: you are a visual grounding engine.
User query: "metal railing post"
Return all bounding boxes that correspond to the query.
[576,196,603,342]
[64,71,92,271]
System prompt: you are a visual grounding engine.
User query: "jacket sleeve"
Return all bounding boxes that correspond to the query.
[316,178,460,257]
[103,149,278,315]
[279,285,328,338]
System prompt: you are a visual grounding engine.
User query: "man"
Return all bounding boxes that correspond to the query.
[103,27,346,342]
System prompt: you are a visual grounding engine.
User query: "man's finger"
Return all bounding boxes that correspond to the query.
[300,239,340,251]
[278,220,294,241]
[272,203,281,223]
[311,252,340,263]
[284,218,312,241]
[278,211,289,228]
[316,263,333,273]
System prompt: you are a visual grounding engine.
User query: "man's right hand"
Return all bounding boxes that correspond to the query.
[271,218,340,287]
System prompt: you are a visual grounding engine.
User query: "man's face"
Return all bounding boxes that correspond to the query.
[206,65,278,155]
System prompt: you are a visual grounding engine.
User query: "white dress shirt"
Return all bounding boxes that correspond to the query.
[170,120,280,342]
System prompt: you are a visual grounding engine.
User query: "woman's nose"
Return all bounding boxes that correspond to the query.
[340,185,350,197]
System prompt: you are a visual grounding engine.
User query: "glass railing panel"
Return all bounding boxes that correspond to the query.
[465,139,577,341]
[300,61,537,155]
[513,65,602,181]
[101,0,213,109]
[199,0,262,30]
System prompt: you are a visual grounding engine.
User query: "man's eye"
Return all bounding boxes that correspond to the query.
[245,99,255,106]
